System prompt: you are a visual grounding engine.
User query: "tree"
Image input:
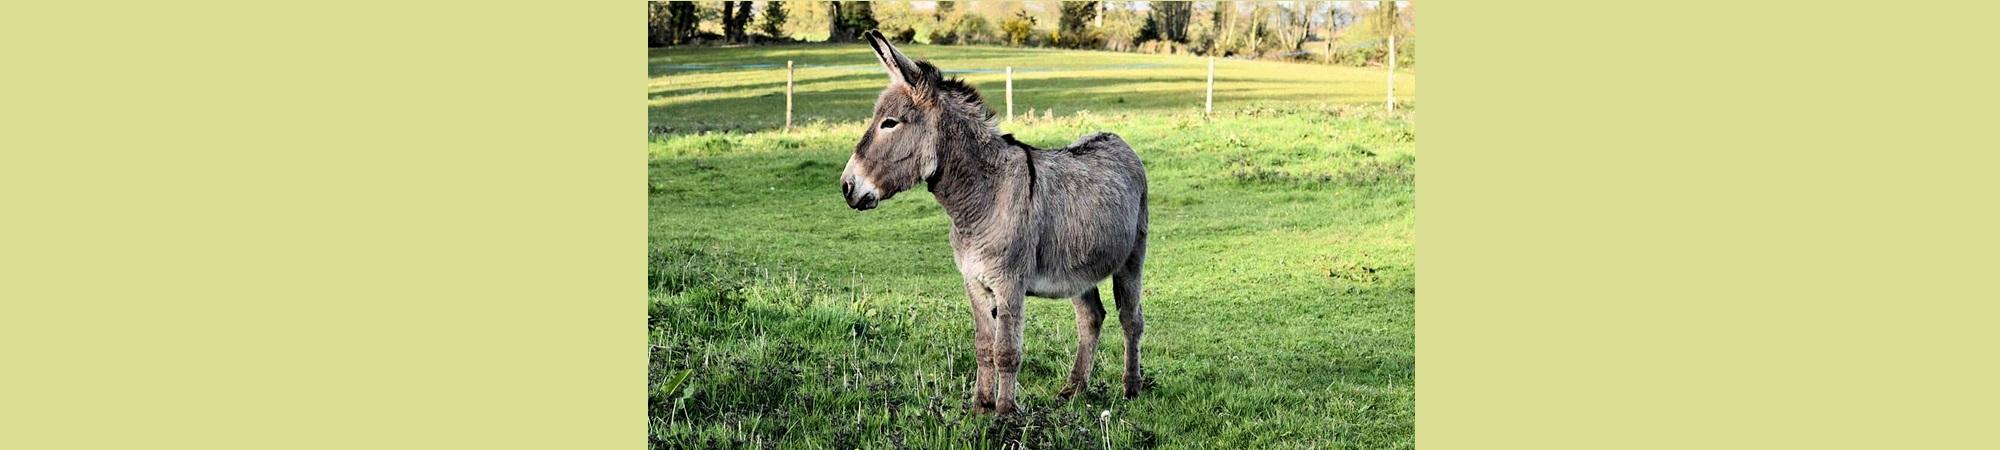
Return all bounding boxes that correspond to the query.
[1057,2,1099,48]
[1146,1,1193,43]
[1323,1,1356,59]
[934,0,955,22]
[648,2,669,47]
[657,1,699,45]
[1246,2,1271,54]
[1213,1,1238,54]
[825,1,875,42]
[720,1,754,43]
[757,1,787,39]
[1098,1,1145,51]
[787,1,829,39]
[1374,1,1401,38]
[827,2,847,42]
[842,1,878,40]
[1279,2,1311,52]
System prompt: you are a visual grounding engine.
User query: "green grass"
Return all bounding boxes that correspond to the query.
[650,45,1414,449]
[650,43,1416,133]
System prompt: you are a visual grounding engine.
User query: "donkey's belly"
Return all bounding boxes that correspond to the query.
[1025,270,1107,299]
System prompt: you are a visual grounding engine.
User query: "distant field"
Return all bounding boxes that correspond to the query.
[650,44,1414,449]
[649,43,1415,132]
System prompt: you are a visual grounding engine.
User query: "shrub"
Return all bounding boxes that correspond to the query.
[879,20,918,44]
[1329,37,1387,67]
[930,12,994,45]
[1052,28,1103,49]
[1330,34,1416,68]
[1000,11,1036,47]
[1396,34,1417,68]
[1137,39,1189,55]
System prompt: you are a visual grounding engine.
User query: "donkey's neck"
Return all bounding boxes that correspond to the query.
[927,115,1027,232]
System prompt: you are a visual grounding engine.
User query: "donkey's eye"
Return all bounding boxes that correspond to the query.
[880,118,900,129]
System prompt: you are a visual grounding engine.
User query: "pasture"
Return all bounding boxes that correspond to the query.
[650,44,1415,449]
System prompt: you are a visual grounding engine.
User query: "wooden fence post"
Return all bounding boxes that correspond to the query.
[1205,57,1214,118]
[1387,36,1396,113]
[785,60,794,131]
[1005,67,1014,123]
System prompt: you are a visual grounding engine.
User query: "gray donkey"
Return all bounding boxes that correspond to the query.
[840,30,1149,415]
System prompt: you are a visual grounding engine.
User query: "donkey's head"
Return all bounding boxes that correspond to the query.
[840,30,949,211]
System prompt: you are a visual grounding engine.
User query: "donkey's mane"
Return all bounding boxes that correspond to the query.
[938,77,993,120]
[912,59,995,123]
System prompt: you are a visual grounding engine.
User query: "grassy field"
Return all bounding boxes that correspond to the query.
[650,44,1414,449]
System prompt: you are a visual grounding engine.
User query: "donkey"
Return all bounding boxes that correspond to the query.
[839,30,1149,415]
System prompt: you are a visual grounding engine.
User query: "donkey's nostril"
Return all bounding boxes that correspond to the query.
[851,192,879,211]
[842,181,853,197]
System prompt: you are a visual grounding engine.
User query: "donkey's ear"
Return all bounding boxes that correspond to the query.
[865,30,925,89]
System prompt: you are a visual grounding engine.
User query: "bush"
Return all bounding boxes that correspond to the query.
[1330,34,1416,68]
[879,20,918,44]
[1188,31,1217,56]
[999,11,1036,47]
[1137,39,1189,55]
[930,13,994,45]
[1051,28,1103,49]
[1396,35,1416,68]
[1329,37,1387,67]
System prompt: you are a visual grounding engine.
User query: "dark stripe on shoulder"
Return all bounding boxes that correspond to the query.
[1003,134,1038,195]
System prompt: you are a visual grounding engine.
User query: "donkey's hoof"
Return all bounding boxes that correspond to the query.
[1058,384,1082,400]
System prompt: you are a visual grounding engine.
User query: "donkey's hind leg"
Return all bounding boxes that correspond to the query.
[1112,267,1145,398]
[1060,287,1107,400]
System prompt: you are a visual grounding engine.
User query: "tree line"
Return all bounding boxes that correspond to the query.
[648,1,1413,67]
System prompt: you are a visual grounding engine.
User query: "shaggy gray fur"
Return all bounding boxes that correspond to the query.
[840,31,1149,415]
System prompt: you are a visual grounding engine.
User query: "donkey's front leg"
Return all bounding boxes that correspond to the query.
[962,281,998,413]
[989,278,1030,414]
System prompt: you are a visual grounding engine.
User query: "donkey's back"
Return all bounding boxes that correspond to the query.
[1020,132,1148,299]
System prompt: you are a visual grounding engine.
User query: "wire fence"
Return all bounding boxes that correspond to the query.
[649,56,1411,136]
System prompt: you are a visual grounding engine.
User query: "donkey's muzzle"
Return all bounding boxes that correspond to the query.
[848,192,878,211]
[841,180,878,211]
